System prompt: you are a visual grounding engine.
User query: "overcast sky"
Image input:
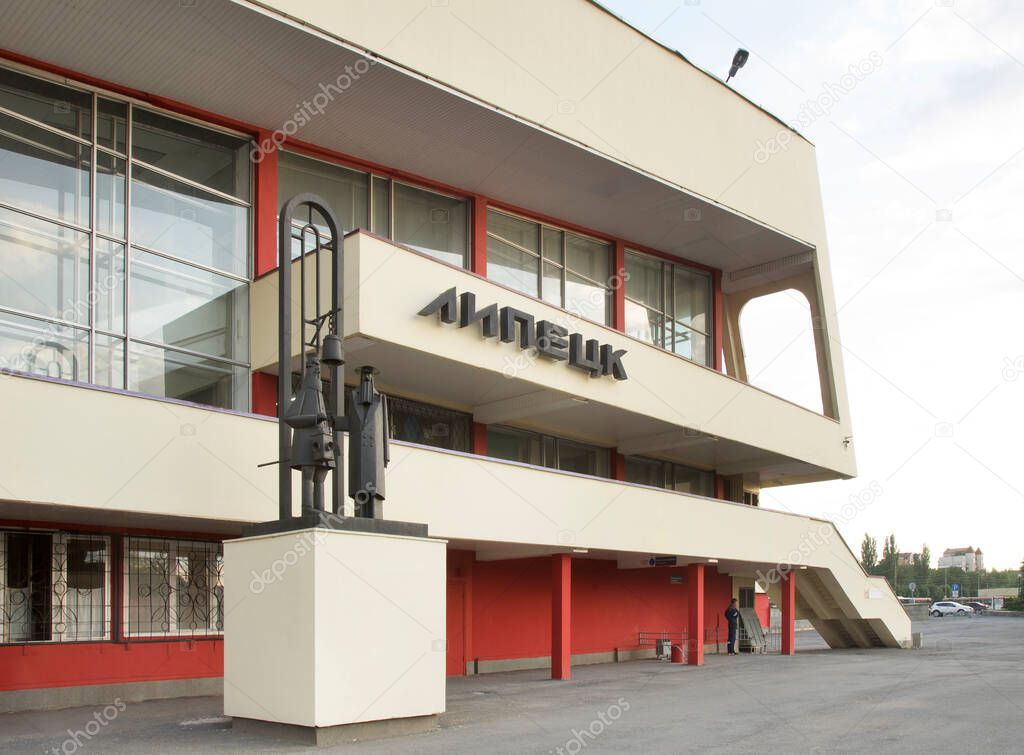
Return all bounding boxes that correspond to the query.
[601,0,1023,570]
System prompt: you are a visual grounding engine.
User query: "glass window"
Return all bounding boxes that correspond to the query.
[624,250,712,366]
[487,425,609,478]
[131,108,249,200]
[0,65,252,411]
[1,530,111,644]
[131,165,249,277]
[130,249,248,361]
[393,182,468,267]
[0,67,91,139]
[0,206,89,323]
[0,111,91,228]
[623,455,714,497]
[486,426,542,466]
[371,175,390,237]
[485,210,611,325]
[487,210,539,297]
[556,437,609,477]
[124,537,223,637]
[0,310,87,381]
[624,455,664,487]
[129,342,247,410]
[387,396,471,452]
[277,151,369,260]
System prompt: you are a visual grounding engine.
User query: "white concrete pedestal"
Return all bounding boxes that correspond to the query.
[223,525,446,742]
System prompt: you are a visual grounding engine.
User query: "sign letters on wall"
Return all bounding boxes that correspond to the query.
[418,287,628,380]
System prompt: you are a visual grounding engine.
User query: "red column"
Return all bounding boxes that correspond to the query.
[780,570,796,655]
[254,131,279,278]
[471,196,488,275]
[611,451,626,481]
[687,562,705,666]
[551,553,572,680]
[472,422,488,456]
[612,240,626,331]
[252,372,278,417]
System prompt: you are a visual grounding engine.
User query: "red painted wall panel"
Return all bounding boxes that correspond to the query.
[755,593,770,628]
[0,640,223,692]
[468,557,733,661]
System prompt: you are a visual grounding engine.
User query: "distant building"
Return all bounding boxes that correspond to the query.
[897,552,918,566]
[937,547,985,572]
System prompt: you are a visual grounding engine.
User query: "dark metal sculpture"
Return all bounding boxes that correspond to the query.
[277,194,388,521]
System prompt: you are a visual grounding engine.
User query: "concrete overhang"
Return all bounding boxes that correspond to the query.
[0,0,812,273]
[251,232,855,485]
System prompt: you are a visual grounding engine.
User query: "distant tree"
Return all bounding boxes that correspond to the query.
[916,544,931,584]
[861,534,878,570]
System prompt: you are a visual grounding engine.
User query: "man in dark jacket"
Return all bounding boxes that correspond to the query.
[725,598,740,655]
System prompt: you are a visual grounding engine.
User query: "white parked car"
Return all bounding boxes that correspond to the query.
[929,601,973,617]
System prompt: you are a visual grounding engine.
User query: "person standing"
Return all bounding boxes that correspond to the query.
[725,598,740,655]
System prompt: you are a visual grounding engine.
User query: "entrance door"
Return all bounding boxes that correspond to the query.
[446,580,465,676]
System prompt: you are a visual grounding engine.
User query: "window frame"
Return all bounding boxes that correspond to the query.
[485,207,613,326]
[0,529,112,644]
[622,454,715,498]
[0,62,254,410]
[122,536,224,639]
[624,248,713,366]
[486,424,611,479]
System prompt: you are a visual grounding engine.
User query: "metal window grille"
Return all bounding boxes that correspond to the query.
[0,529,112,644]
[123,536,223,638]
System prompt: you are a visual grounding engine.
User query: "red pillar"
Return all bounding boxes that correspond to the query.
[687,562,705,666]
[611,451,626,481]
[252,371,278,417]
[551,553,572,680]
[253,131,279,278]
[780,570,796,655]
[472,422,488,457]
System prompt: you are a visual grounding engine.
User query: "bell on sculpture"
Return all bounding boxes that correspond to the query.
[322,333,344,367]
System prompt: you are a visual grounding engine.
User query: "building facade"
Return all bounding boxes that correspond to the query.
[937,547,984,572]
[0,0,909,710]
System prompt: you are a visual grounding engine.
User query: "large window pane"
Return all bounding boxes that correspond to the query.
[487,236,538,296]
[131,166,248,276]
[2,532,53,642]
[667,320,707,364]
[0,111,90,227]
[487,211,540,296]
[541,261,562,306]
[565,272,608,324]
[487,426,542,466]
[0,310,87,381]
[94,238,125,333]
[0,206,89,323]
[624,300,663,346]
[278,152,368,257]
[371,176,390,237]
[671,464,714,497]
[132,108,249,199]
[624,456,664,487]
[672,266,710,333]
[95,151,126,238]
[624,251,663,310]
[94,334,125,390]
[0,68,91,140]
[97,99,127,154]
[393,183,467,267]
[130,249,248,360]
[565,233,610,283]
[387,396,471,452]
[129,342,246,410]
[556,438,609,477]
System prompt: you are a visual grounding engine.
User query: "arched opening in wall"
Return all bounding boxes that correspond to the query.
[738,289,823,414]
